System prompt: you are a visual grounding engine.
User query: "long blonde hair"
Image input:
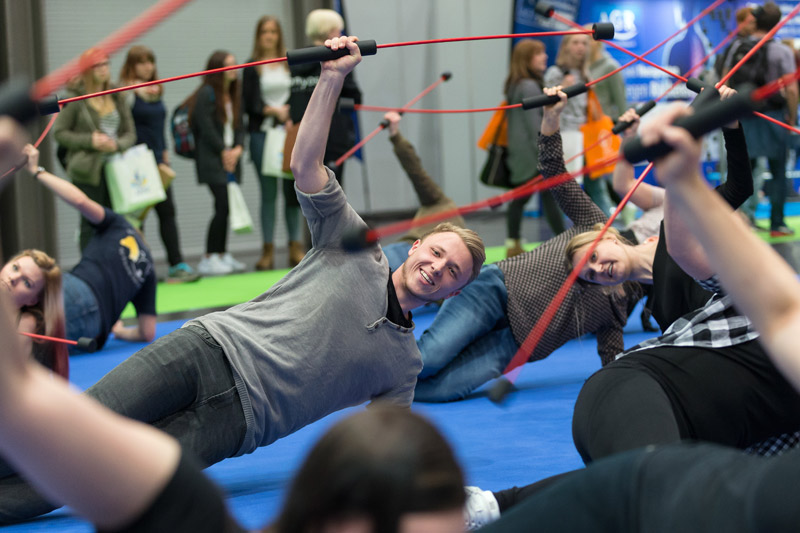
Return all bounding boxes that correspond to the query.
[564,223,631,268]
[10,250,68,379]
[555,34,590,80]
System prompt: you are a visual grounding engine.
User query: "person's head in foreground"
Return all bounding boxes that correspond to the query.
[271,406,466,533]
[399,223,486,303]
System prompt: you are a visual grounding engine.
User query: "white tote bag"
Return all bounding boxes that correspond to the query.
[227,176,253,234]
[261,124,292,179]
[105,144,166,213]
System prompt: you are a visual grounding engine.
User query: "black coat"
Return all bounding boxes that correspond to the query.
[192,85,245,185]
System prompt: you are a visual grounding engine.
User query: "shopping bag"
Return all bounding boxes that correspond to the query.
[478,105,511,188]
[580,90,620,179]
[261,124,292,178]
[478,144,512,189]
[131,163,177,225]
[227,174,253,234]
[105,144,166,213]
[477,101,508,150]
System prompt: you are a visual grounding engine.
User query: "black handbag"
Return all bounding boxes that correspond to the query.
[478,113,512,189]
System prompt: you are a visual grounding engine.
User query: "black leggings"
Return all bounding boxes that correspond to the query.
[206,183,229,254]
[572,367,681,464]
[480,443,800,533]
[151,186,184,266]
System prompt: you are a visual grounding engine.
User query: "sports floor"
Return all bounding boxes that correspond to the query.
[6,206,800,532]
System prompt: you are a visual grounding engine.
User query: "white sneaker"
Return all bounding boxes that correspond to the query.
[197,253,233,276]
[221,252,246,273]
[464,486,500,530]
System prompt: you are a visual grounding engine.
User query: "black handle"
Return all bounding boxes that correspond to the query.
[0,78,38,123]
[592,22,615,40]
[341,227,377,251]
[76,337,98,353]
[522,82,588,110]
[685,77,707,94]
[622,86,757,164]
[338,97,356,112]
[287,40,378,66]
[534,2,555,17]
[441,71,453,81]
[611,100,656,135]
[684,77,720,109]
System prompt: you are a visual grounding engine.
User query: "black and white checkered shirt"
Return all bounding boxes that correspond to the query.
[616,275,760,360]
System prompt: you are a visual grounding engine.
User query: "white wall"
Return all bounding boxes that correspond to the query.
[42,0,512,268]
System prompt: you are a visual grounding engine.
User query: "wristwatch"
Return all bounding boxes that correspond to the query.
[33,166,46,179]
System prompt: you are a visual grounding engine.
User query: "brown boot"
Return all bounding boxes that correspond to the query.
[289,240,306,267]
[255,243,274,271]
[506,239,525,259]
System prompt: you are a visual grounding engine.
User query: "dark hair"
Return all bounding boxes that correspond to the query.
[755,2,781,32]
[269,407,465,533]
[119,45,163,96]
[187,50,241,128]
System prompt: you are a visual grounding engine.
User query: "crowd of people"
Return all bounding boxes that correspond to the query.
[1,2,800,531]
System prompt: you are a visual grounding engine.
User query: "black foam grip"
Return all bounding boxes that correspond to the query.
[592,22,615,40]
[534,3,555,17]
[488,378,515,404]
[379,118,390,128]
[522,82,587,110]
[76,337,97,353]
[689,85,720,109]
[0,78,38,124]
[442,71,453,81]
[338,97,356,112]
[622,87,756,164]
[287,40,377,66]
[685,77,707,94]
[611,100,656,135]
[36,94,60,116]
[341,227,373,251]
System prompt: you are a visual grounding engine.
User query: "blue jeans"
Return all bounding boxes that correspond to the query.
[62,272,101,355]
[86,325,246,466]
[414,264,518,402]
[382,241,413,272]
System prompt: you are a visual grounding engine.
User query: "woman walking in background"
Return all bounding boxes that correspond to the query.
[243,16,305,270]
[504,39,565,258]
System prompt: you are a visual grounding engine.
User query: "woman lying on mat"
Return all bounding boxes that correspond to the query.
[413,88,665,403]
[467,100,800,533]
[0,249,67,378]
[14,145,157,354]
[560,86,800,467]
[0,289,466,532]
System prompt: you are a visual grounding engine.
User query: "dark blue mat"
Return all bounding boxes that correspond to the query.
[4,301,657,532]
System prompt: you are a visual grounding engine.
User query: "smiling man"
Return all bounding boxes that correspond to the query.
[0,35,485,524]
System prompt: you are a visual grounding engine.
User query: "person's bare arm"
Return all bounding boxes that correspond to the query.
[112,314,157,343]
[0,289,180,530]
[23,144,105,225]
[612,108,664,210]
[290,36,362,194]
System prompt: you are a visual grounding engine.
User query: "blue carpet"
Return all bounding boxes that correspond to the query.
[4,302,657,532]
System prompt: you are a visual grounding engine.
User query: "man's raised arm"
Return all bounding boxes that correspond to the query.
[290,36,362,194]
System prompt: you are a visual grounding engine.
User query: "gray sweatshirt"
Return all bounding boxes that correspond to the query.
[192,170,422,455]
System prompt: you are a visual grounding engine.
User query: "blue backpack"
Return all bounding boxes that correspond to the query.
[171,100,195,159]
